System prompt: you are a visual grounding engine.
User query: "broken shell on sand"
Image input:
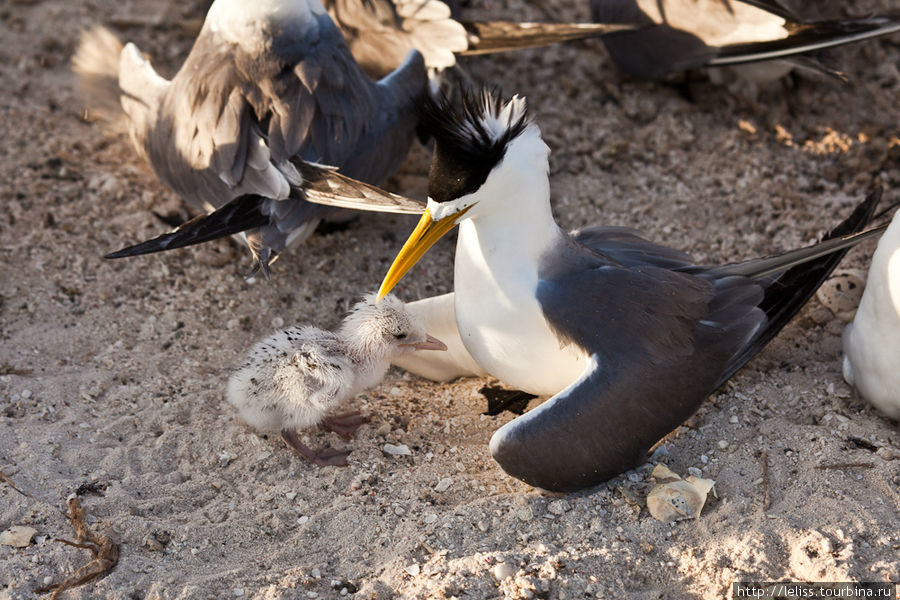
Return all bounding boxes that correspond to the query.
[646,464,716,523]
[816,270,866,322]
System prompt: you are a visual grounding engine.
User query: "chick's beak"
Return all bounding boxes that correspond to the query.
[410,334,447,352]
[377,206,472,302]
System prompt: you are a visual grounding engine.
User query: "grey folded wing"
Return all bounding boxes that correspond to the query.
[142,9,426,258]
[490,251,763,491]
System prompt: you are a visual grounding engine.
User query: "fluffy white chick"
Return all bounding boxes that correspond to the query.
[227,293,446,465]
[842,211,900,420]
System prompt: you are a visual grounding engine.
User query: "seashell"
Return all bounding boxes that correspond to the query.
[646,471,716,522]
[0,526,37,547]
[816,270,866,322]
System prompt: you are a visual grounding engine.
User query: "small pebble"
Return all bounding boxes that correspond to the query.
[547,500,570,515]
[311,567,321,578]
[233,589,244,597]
[424,513,437,524]
[434,478,452,493]
[42,576,53,585]
[493,562,515,580]
[405,563,420,577]
[717,440,729,449]
[297,516,309,525]
[700,454,708,464]
[285,492,297,500]
[729,415,739,424]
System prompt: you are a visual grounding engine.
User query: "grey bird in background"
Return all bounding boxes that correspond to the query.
[226,293,446,466]
[74,0,632,275]
[375,89,886,491]
[76,0,430,276]
[591,0,900,82]
[325,0,634,78]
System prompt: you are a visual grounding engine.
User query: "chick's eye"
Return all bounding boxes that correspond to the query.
[394,333,407,340]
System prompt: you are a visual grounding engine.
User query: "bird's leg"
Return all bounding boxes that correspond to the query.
[281,428,350,467]
[319,411,369,440]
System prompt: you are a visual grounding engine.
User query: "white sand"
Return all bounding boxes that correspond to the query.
[1,0,898,598]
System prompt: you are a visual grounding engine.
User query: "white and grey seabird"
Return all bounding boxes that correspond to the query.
[73,0,632,275]
[75,0,431,275]
[591,0,900,82]
[374,89,886,491]
[227,293,446,466]
[842,210,900,421]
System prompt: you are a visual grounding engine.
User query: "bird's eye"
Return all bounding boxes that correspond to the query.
[394,333,407,340]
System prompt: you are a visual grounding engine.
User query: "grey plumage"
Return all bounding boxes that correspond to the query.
[591,0,900,81]
[493,190,882,491]
[77,0,428,273]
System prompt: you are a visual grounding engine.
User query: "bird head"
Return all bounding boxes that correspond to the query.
[377,87,544,301]
[340,294,446,358]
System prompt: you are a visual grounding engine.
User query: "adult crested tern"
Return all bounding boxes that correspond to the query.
[376,89,886,491]
[227,293,446,466]
[591,0,900,81]
[74,0,632,275]
[842,210,900,421]
[76,0,429,275]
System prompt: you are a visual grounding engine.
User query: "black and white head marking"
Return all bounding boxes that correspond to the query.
[420,88,530,204]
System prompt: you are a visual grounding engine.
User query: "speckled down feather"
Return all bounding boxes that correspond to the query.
[226,294,436,432]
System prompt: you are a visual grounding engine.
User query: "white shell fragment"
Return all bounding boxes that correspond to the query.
[816,270,866,322]
[646,467,716,523]
[382,443,412,456]
[0,526,37,547]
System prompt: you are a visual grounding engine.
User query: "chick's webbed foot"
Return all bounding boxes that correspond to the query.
[281,429,350,467]
[320,411,369,440]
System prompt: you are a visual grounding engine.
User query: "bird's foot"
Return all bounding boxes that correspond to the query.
[320,411,369,440]
[281,429,350,467]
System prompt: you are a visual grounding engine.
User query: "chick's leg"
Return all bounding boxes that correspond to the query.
[281,428,350,467]
[320,411,369,440]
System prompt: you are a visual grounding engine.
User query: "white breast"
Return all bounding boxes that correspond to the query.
[453,219,588,396]
[842,214,900,419]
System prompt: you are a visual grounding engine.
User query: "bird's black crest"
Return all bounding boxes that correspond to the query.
[420,87,529,204]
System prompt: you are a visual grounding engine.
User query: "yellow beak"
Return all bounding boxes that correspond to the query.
[377,206,472,302]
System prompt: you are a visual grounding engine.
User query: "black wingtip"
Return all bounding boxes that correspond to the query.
[718,187,881,386]
[103,194,271,261]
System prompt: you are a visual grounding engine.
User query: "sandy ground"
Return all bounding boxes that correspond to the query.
[2,0,900,598]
